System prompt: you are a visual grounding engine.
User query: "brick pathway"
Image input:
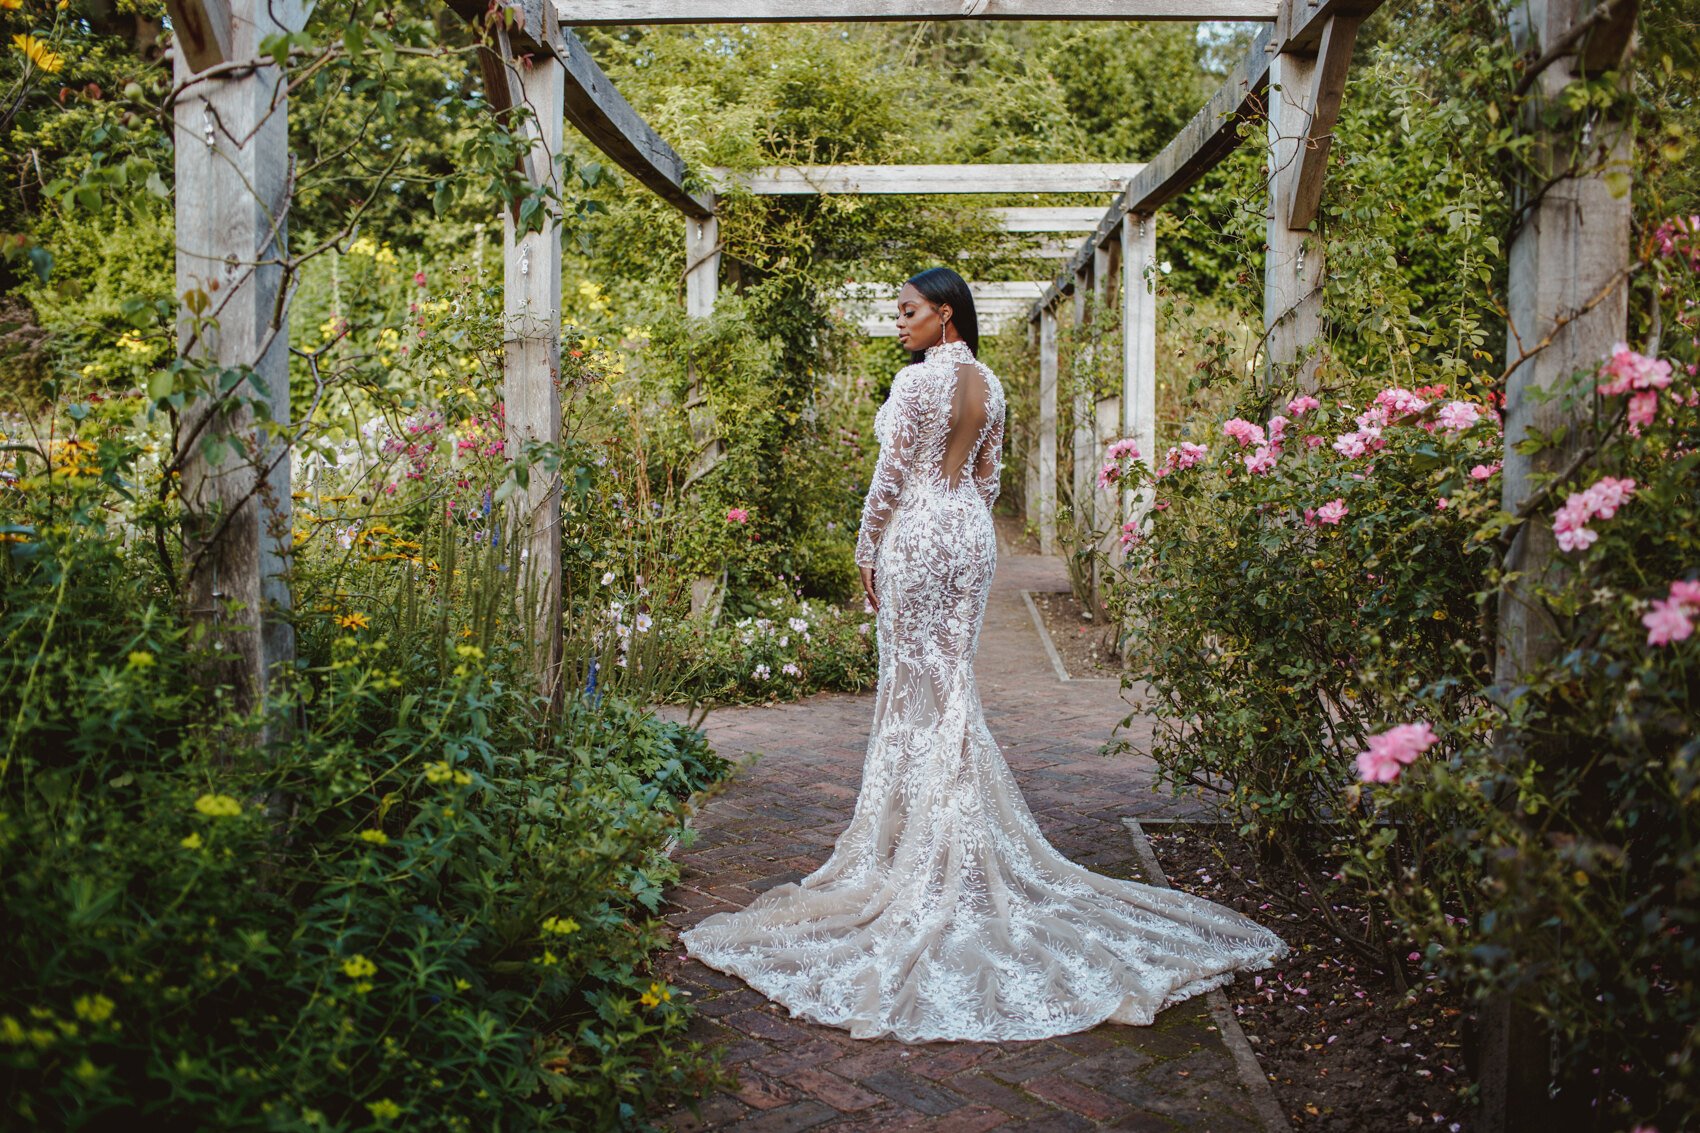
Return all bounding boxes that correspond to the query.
[654,543,1274,1132]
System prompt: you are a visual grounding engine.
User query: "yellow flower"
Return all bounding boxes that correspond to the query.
[541,916,579,937]
[127,651,155,669]
[424,760,472,786]
[336,612,370,630]
[72,1058,100,1083]
[116,331,149,354]
[73,995,114,1024]
[366,1099,402,1122]
[193,794,241,818]
[12,34,64,74]
[357,829,389,846]
[340,954,377,980]
[0,2,24,13]
[179,832,203,850]
[639,983,670,1008]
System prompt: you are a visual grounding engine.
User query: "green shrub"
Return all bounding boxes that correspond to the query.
[0,453,726,1131]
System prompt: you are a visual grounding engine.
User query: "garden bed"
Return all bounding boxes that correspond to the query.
[1029,588,1126,679]
[1144,823,1476,1132]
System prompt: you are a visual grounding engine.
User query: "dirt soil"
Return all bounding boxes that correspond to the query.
[1146,824,1477,1133]
[1030,588,1127,679]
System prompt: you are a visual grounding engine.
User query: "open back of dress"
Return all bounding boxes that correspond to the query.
[682,339,1285,1043]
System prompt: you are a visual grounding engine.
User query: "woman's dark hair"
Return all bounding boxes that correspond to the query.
[906,266,978,363]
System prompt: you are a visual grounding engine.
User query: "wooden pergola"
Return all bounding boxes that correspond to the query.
[163,2,1637,1125]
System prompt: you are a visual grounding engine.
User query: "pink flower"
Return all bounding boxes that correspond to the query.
[1645,598,1694,646]
[1244,446,1278,475]
[1552,476,1637,552]
[1332,431,1370,459]
[1266,415,1290,449]
[1436,400,1482,433]
[1597,343,1673,397]
[726,507,749,524]
[1436,497,1450,510]
[1315,498,1348,525]
[1628,389,1659,429]
[1373,387,1428,419]
[1286,395,1321,417]
[1105,437,1142,462]
[1670,579,1700,606]
[1119,520,1143,549]
[1096,461,1122,489]
[413,270,428,287]
[1305,434,1325,449]
[1159,442,1208,477]
[1222,418,1265,449]
[1355,722,1439,784]
[1469,462,1502,481]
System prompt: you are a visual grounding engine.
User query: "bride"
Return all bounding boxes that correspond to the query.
[681,266,1285,1043]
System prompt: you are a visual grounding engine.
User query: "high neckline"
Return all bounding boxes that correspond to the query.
[925,339,975,363]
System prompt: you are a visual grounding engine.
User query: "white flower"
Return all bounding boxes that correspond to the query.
[778,636,789,648]
[752,663,770,680]
[857,623,871,635]
[1159,260,1173,274]
[634,612,652,634]
[600,571,614,586]
[781,662,801,677]
[788,617,809,634]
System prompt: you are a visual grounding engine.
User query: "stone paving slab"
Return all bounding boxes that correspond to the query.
[653,545,1267,1131]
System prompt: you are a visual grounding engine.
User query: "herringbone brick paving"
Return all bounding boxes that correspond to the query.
[654,537,1270,1132]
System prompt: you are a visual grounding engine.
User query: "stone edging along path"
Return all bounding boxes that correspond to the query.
[653,546,1287,1131]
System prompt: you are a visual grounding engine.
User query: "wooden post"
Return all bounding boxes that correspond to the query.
[685,201,720,318]
[1025,316,1041,532]
[1264,48,1326,388]
[1038,305,1059,555]
[1092,239,1122,568]
[501,50,566,698]
[173,0,302,722]
[1482,1,1637,1127]
[1070,266,1094,544]
[682,200,726,489]
[1121,213,1158,524]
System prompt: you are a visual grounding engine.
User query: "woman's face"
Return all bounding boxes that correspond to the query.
[895,283,951,353]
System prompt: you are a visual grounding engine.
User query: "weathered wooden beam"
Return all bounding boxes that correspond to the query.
[1277,13,1362,230]
[1120,213,1157,517]
[174,0,302,724]
[1275,0,1378,54]
[1263,48,1325,385]
[1483,3,1638,1128]
[453,0,712,218]
[165,0,233,72]
[992,207,1112,233]
[557,29,713,218]
[502,53,567,698]
[561,0,1279,22]
[715,164,1144,196]
[1031,24,1276,317]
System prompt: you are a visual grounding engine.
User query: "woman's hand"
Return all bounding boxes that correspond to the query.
[860,565,879,613]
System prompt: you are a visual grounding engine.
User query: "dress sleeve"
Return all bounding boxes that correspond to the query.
[856,372,922,570]
[972,398,1005,510]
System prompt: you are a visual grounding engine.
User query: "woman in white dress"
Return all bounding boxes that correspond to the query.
[681,266,1285,1043]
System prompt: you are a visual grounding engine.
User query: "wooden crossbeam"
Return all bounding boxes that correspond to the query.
[165,0,233,72]
[991,207,1107,232]
[715,164,1145,196]
[561,1,1280,23]
[450,0,711,218]
[1030,24,1275,317]
[557,30,712,217]
[1276,0,1378,53]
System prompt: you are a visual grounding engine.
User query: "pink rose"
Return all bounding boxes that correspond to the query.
[1644,598,1694,647]
[1222,418,1265,449]
[1286,395,1321,417]
[1316,498,1347,525]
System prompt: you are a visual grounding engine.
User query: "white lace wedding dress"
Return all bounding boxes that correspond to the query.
[681,339,1285,1043]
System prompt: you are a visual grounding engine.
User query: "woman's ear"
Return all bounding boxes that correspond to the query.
[938,303,953,327]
